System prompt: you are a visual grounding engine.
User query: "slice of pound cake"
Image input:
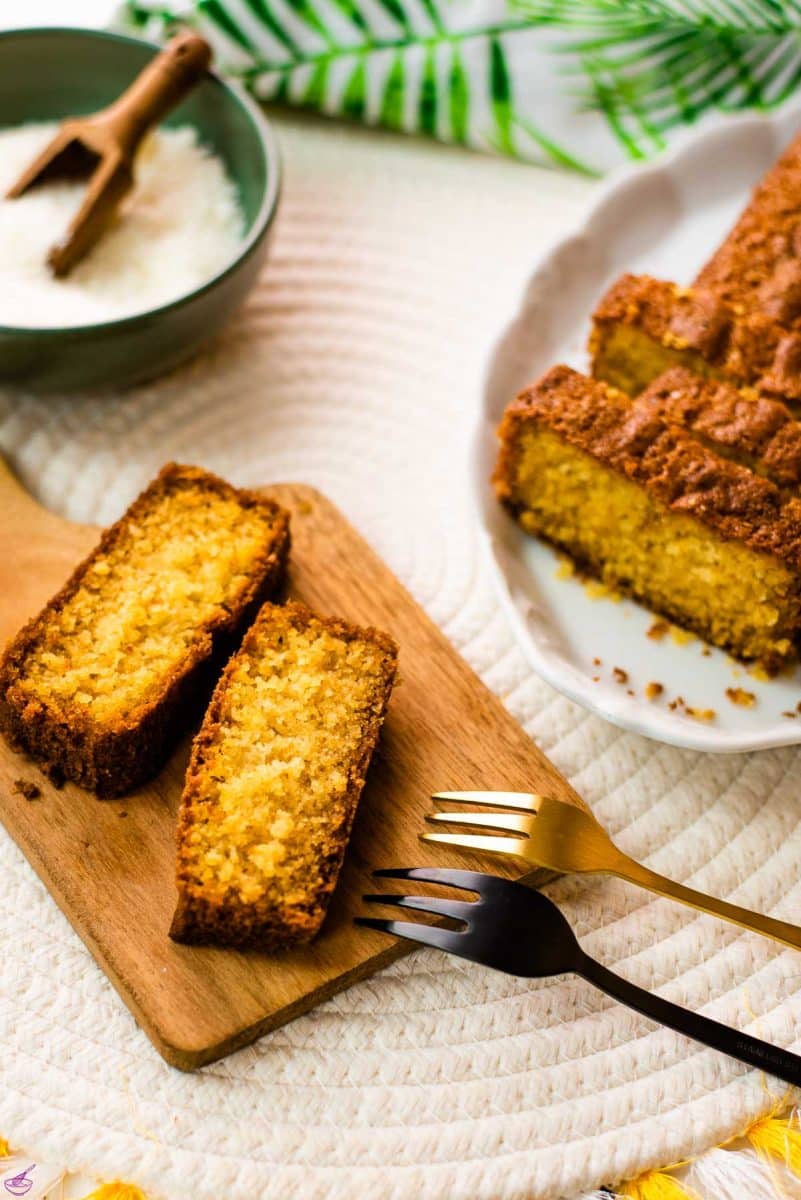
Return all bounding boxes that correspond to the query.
[590,273,801,408]
[170,601,398,949]
[495,365,801,669]
[694,129,801,325]
[592,131,801,399]
[636,367,801,492]
[0,464,290,795]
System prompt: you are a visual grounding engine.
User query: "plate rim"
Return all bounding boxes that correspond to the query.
[473,103,801,754]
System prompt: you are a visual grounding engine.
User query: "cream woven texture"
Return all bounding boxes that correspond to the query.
[2,115,801,1200]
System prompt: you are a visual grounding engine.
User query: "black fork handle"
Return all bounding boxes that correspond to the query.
[579,953,801,1088]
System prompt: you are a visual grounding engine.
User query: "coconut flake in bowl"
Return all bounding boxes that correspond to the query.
[0,122,244,328]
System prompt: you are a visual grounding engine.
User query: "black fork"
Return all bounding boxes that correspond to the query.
[356,867,801,1088]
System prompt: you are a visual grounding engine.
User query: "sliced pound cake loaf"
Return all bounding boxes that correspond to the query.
[170,601,398,949]
[494,365,801,669]
[0,464,290,795]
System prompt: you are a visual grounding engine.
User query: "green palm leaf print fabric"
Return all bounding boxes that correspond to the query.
[122,0,801,172]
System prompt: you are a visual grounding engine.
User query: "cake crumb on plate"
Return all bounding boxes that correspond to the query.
[725,687,756,708]
[647,620,669,641]
[685,706,716,722]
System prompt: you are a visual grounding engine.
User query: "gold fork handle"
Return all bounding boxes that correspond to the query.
[616,855,801,951]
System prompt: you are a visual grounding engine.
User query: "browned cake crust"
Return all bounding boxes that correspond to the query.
[170,601,398,949]
[695,132,801,324]
[637,367,801,490]
[0,464,290,796]
[590,273,801,404]
[495,365,801,572]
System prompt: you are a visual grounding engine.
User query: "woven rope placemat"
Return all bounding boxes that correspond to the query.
[1,114,801,1200]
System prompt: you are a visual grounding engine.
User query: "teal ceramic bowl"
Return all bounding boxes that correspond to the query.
[0,27,280,392]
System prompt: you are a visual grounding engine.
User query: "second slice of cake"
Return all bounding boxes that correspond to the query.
[495,365,801,669]
[636,367,801,492]
[590,273,801,407]
[171,601,398,949]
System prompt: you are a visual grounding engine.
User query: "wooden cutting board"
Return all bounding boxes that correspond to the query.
[0,457,583,1070]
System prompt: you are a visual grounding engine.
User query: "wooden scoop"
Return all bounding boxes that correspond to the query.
[6,32,212,277]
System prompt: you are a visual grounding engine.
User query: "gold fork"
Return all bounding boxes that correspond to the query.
[422,791,801,952]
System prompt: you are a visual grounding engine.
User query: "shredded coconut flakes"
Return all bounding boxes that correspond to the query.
[0,122,244,327]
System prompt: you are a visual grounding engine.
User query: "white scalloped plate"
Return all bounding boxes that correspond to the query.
[475,104,801,752]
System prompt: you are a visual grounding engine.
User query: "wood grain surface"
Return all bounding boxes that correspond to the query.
[0,458,583,1070]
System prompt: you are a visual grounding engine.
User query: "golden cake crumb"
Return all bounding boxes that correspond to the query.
[12,779,40,801]
[685,706,716,722]
[645,682,664,701]
[584,579,622,601]
[647,620,669,640]
[725,687,756,708]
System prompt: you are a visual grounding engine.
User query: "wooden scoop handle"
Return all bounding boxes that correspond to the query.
[95,32,213,159]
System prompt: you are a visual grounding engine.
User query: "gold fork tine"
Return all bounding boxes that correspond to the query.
[426,810,532,835]
[421,830,528,857]
[432,790,543,811]
[425,790,801,954]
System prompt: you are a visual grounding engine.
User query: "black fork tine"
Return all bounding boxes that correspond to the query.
[362,893,475,922]
[355,917,466,954]
[372,866,496,894]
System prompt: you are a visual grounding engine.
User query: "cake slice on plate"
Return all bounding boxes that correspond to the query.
[590,273,801,409]
[170,600,398,949]
[695,129,801,326]
[591,132,801,402]
[495,365,801,669]
[636,367,801,492]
